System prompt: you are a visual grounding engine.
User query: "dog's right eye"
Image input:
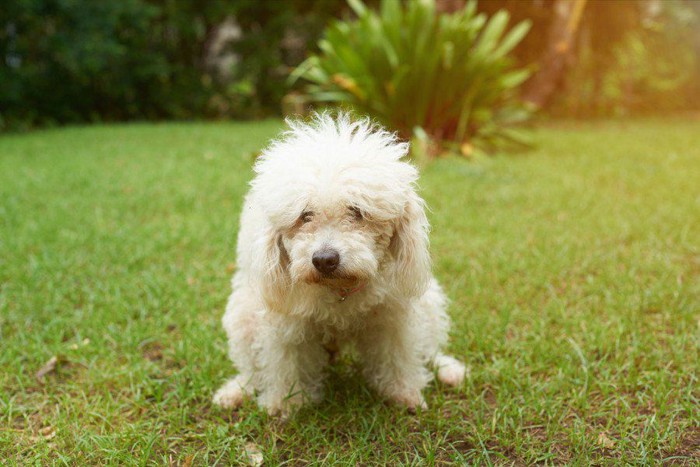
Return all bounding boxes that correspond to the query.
[301,211,314,223]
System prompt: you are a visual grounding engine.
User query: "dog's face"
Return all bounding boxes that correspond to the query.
[249,115,431,306]
[280,180,395,290]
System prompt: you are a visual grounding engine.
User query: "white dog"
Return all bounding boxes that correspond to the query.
[213,114,465,415]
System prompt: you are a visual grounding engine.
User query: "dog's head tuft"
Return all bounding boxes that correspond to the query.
[250,113,431,308]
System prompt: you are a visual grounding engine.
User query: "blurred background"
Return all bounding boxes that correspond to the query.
[2,0,699,142]
[2,4,699,462]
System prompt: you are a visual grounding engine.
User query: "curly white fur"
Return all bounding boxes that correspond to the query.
[213,113,465,415]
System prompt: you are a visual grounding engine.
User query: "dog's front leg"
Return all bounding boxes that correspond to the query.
[356,306,432,412]
[255,320,328,416]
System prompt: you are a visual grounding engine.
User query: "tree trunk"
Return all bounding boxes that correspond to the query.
[523,0,588,109]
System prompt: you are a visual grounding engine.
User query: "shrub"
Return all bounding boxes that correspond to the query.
[292,0,533,156]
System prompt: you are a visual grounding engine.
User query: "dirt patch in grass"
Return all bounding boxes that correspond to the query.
[140,341,164,362]
[664,426,700,465]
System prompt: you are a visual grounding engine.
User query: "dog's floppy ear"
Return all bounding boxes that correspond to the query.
[389,190,431,298]
[253,228,289,312]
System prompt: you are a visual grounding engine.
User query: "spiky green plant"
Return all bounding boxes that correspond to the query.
[292,0,533,156]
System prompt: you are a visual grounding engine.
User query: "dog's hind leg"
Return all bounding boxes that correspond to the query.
[413,279,467,387]
[432,353,467,387]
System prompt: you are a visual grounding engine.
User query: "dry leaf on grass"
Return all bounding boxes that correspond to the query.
[36,356,60,383]
[597,432,616,449]
[69,338,90,350]
[244,442,263,466]
[30,426,57,442]
[40,426,57,440]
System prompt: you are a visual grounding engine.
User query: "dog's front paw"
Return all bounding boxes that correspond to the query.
[213,377,247,409]
[387,389,427,414]
[260,391,306,418]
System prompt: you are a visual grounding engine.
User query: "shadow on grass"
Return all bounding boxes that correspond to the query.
[205,361,481,464]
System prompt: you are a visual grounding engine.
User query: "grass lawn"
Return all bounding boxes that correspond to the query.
[1,118,698,465]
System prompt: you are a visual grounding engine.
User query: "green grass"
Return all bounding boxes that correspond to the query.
[1,119,698,465]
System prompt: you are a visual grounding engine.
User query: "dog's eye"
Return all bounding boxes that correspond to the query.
[349,206,363,221]
[301,211,314,223]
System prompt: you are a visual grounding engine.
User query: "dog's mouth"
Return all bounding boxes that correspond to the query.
[311,273,367,300]
[304,271,363,289]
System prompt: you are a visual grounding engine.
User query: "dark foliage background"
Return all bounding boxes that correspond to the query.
[1,0,698,130]
[0,0,344,130]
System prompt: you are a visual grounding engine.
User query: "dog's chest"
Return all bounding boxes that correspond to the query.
[311,300,386,347]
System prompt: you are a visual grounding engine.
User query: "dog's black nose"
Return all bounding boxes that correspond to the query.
[312,249,340,274]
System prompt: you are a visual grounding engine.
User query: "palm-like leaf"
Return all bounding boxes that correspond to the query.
[293,0,533,156]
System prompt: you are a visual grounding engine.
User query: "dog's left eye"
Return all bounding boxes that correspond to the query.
[349,206,363,221]
[301,211,314,223]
